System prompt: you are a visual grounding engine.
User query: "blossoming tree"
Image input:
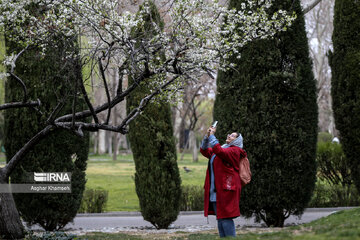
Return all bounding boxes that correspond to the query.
[0,0,295,238]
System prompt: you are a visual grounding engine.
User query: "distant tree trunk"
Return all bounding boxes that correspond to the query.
[189,131,198,162]
[98,130,106,154]
[0,175,24,239]
[112,69,119,161]
[93,132,98,154]
[178,116,186,151]
[107,131,112,155]
[302,0,336,135]
[112,133,118,161]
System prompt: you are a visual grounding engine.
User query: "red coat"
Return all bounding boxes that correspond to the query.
[201,143,247,219]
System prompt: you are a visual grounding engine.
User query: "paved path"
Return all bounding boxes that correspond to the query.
[50,207,354,233]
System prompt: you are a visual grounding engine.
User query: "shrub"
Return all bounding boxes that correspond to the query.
[317,142,352,188]
[311,141,360,207]
[78,188,109,213]
[309,181,360,207]
[5,31,89,231]
[180,185,203,211]
[329,0,360,195]
[126,1,181,229]
[214,0,318,227]
[317,132,333,143]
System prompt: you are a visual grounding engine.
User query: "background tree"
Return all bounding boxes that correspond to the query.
[4,24,89,230]
[213,0,318,227]
[329,0,360,194]
[302,0,336,135]
[126,0,181,229]
[174,75,216,162]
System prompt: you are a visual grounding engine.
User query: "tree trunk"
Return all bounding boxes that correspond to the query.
[112,132,118,161]
[107,131,112,155]
[93,132,98,154]
[189,131,198,162]
[112,106,118,161]
[98,130,106,154]
[261,209,286,227]
[0,177,25,239]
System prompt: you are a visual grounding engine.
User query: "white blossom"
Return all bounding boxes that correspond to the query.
[0,0,296,101]
[3,54,16,69]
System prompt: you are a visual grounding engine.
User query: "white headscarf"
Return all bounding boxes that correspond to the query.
[222,134,243,149]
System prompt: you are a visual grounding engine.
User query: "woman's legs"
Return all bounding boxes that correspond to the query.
[218,218,236,237]
[212,202,235,237]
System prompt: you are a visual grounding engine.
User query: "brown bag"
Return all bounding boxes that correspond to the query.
[239,157,251,185]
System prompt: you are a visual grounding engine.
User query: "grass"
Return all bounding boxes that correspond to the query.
[85,153,208,211]
[0,152,207,211]
[76,207,360,239]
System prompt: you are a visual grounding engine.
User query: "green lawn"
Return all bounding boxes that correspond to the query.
[77,207,360,240]
[0,152,207,211]
[85,153,208,211]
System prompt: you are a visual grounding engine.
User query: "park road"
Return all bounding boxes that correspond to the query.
[53,207,355,233]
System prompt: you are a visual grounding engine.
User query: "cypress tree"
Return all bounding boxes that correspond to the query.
[213,0,318,227]
[4,20,89,230]
[126,1,181,229]
[329,1,360,193]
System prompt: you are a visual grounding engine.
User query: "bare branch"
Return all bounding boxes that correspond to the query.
[10,46,28,73]
[79,77,99,124]
[116,61,128,95]
[46,100,65,124]
[3,125,55,179]
[303,0,322,14]
[9,73,28,103]
[71,75,79,129]
[0,100,40,111]
[55,69,154,123]
[117,74,180,132]
[7,46,30,103]
[55,122,128,134]
[98,58,112,125]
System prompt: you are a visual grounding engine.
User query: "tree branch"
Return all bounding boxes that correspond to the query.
[117,74,180,132]
[55,69,154,123]
[46,99,65,124]
[3,125,55,179]
[8,46,29,103]
[303,0,322,14]
[79,77,99,124]
[0,100,40,111]
[98,58,112,125]
[55,122,128,134]
[71,75,79,129]
[9,73,28,103]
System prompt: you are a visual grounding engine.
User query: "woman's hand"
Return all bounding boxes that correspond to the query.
[207,126,216,137]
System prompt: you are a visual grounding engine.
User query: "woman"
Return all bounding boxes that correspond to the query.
[200,126,247,238]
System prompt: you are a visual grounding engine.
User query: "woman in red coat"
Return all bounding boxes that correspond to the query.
[200,126,247,237]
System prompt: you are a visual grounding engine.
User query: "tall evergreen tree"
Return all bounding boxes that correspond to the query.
[213,0,318,227]
[329,1,360,193]
[4,17,89,230]
[126,1,181,229]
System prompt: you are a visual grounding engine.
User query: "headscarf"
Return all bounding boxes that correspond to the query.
[222,134,243,149]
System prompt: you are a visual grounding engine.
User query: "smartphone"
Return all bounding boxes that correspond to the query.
[212,121,218,128]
